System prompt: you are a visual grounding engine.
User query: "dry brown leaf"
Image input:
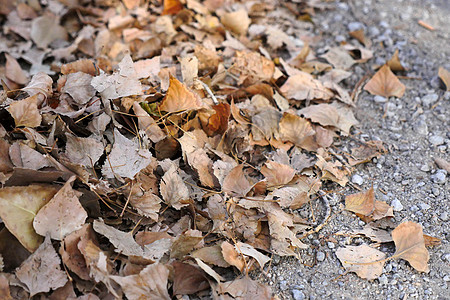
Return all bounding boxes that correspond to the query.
[438,66,450,91]
[33,176,87,241]
[391,221,429,273]
[160,164,190,210]
[261,160,295,187]
[7,94,42,128]
[162,0,183,15]
[387,49,406,72]
[172,262,210,295]
[278,112,315,146]
[280,72,333,101]
[364,65,405,98]
[61,59,97,76]
[22,72,53,100]
[336,244,386,280]
[204,103,231,136]
[236,242,270,269]
[315,155,349,186]
[349,29,370,47]
[222,164,253,197]
[348,140,387,166]
[122,0,140,9]
[65,133,104,166]
[30,14,68,49]
[192,244,230,268]
[221,9,251,35]
[133,102,166,143]
[5,53,28,85]
[229,51,275,86]
[16,235,68,296]
[345,187,375,216]
[170,229,203,259]
[433,156,450,173]
[0,185,58,252]
[271,186,309,210]
[321,47,356,70]
[218,276,272,299]
[221,241,245,272]
[159,76,203,113]
[112,263,170,300]
[9,142,51,170]
[61,72,96,105]
[423,234,442,247]
[0,274,12,299]
[102,128,152,179]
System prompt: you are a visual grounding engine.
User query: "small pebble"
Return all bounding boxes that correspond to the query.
[418,202,431,210]
[442,253,450,262]
[431,171,447,184]
[327,242,335,249]
[391,199,404,211]
[421,93,439,108]
[432,187,440,196]
[440,212,448,221]
[410,205,419,212]
[429,135,444,146]
[316,251,326,262]
[379,274,388,285]
[352,174,364,185]
[279,280,288,291]
[292,290,305,300]
[348,22,363,31]
[374,95,387,103]
[443,275,450,282]
[420,164,430,172]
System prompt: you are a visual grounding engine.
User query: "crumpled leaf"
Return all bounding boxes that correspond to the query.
[278,113,315,146]
[133,102,165,143]
[111,263,170,300]
[61,72,96,105]
[159,76,203,113]
[336,244,386,280]
[364,65,405,98]
[15,235,68,296]
[236,242,270,269]
[7,94,42,128]
[222,165,253,197]
[387,49,406,72]
[170,229,203,259]
[91,54,142,100]
[281,72,334,101]
[162,0,183,15]
[30,14,68,49]
[33,176,87,241]
[345,187,375,216]
[229,51,275,85]
[102,129,152,179]
[160,164,190,210]
[5,53,28,85]
[391,221,429,273]
[221,241,245,272]
[321,47,356,70]
[221,9,251,35]
[218,276,272,299]
[172,262,210,295]
[438,66,450,91]
[22,72,53,99]
[65,133,104,166]
[0,185,58,252]
[261,160,295,187]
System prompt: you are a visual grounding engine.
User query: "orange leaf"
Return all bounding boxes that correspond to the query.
[278,112,315,146]
[364,64,405,98]
[438,67,450,91]
[162,0,183,15]
[205,103,231,136]
[159,76,203,113]
[345,187,375,216]
[392,221,429,273]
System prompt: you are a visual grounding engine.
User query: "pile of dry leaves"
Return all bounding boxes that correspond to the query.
[0,0,446,299]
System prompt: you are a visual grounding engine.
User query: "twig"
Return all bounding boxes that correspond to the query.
[199,80,219,105]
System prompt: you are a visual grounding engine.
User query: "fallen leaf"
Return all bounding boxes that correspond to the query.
[133,102,166,143]
[30,14,68,49]
[192,245,230,268]
[61,72,96,105]
[159,76,203,113]
[172,262,210,295]
[60,59,97,76]
[194,257,225,283]
[229,51,275,85]
[278,112,315,146]
[204,103,231,136]
[236,242,270,269]
[345,187,375,216]
[321,47,356,70]
[438,66,450,91]
[387,49,406,72]
[22,72,53,99]
[423,234,441,247]
[122,0,140,10]
[433,156,450,173]
[111,263,171,300]
[0,185,58,252]
[364,65,405,98]
[9,142,51,170]
[15,235,68,296]
[7,94,42,128]
[218,276,272,299]
[5,53,28,85]
[0,274,12,299]
[336,244,386,280]
[162,0,183,15]
[221,9,251,35]
[391,221,429,273]
[160,164,190,210]
[65,133,104,166]
[280,72,333,101]
[33,176,87,241]
[222,165,253,197]
[221,241,245,272]
[102,128,152,179]
[261,160,295,187]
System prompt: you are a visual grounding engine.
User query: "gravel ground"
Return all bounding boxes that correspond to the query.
[253,1,450,299]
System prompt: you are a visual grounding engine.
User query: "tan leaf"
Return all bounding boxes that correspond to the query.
[122,0,140,9]
[170,229,203,259]
[278,112,315,146]
[112,263,170,300]
[391,221,429,272]
[194,257,225,283]
[271,186,309,210]
[30,14,68,49]
[65,133,104,166]
[261,161,295,187]
[236,242,270,269]
[16,235,68,296]
[229,51,275,85]
[102,128,152,179]
[0,185,58,252]
[221,9,251,35]
[172,262,210,295]
[33,176,87,241]
[222,164,253,197]
[160,165,190,210]
[321,47,356,70]
[336,244,386,280]
[221,241,245,272]
[280,72,334,101]
[192,244,230,268]
[0,274,12,299]
[5,53,28,85]
[22,72,53,100]
[61,72,96,105]
[438,66,450,91]
[7,94,42,128]
[133,102,166,143]
[315,155,349,186]
[423,234,441,247]
[60,59,97,76]
[387,49,406,72]
[159,76,203,113]
[218,276,272,299]
[345,187,375,216]
[364,65,405,98]
[128,184,162,222]
[9,142,51,170]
